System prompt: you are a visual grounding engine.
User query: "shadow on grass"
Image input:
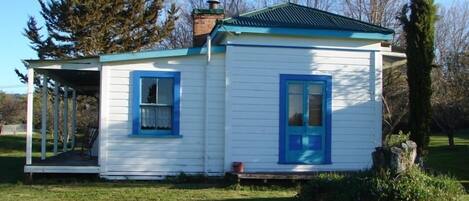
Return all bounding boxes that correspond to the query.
[0,156,25,183]
[426,143,469,192]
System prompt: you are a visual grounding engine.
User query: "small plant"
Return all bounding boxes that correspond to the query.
[384,131,410,148]
[297,167,465,201]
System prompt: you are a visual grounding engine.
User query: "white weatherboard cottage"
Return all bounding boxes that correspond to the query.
[24,2,406,179]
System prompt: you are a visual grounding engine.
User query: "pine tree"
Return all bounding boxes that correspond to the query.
[24,0,178,59]
[400,0,436,156]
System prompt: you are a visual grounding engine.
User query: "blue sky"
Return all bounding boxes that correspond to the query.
[0,0,456,94]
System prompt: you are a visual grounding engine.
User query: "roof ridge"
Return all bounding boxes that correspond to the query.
[286,2,393,33]
[223,2,289,23]
[221,2,394,35]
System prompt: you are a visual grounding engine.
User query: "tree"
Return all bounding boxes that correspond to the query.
[0,92,26,126]
[16,0,178,137]
[342,0,405,43]
[25,0,178,59]
[162,0,255,49]
[257,0,337,11]
[432,1,469,146]
[382,65,408,135]
[400,0,437,155]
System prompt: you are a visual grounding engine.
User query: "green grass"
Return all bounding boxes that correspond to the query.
[0,134,297,201]
[426,129,469,192]
[0,131,468,201]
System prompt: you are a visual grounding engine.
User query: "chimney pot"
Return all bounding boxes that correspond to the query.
[192,0,224,47]
[208,0,220,9]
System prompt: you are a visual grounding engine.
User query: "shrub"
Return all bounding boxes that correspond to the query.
[297,167,465,201]
[384,131,410,148]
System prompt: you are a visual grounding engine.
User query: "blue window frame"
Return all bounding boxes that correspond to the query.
[279,74,332,164]
[131,71,180,137]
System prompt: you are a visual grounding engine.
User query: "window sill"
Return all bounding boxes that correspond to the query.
[128,134,183,138]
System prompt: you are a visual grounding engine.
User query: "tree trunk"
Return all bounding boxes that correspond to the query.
[448,130,455,147]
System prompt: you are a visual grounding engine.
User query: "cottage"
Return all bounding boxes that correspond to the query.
[24,1,406,179]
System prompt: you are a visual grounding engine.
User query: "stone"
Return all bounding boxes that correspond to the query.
[372,140,418,174]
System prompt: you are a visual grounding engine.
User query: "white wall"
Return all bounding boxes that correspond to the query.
[224,35,383,172]
[99,54,225,177]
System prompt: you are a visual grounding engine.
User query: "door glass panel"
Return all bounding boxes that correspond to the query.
[308,85,323,94]
[141,78,157,104]
[288,94,303,126]
[288,84,303,94]
[305,135,322,150]
[289,135,302,150]
[308,84,323,126]
[288,83,304,126]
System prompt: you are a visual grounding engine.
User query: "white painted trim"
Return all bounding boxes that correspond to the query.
[53,82,59,155]
[41,75,48,160]
[63,86,69,151]
[24,165,100,174]
[100,171,224,176]
[27,57,100,71]
[99,66,110,173]
[381,51,406,58]
[26,68,34,165]
[203,36,211,174]
[71,89,77,149]
[100,175,166,180]
[223,46,233,172]
[374,52,383,147]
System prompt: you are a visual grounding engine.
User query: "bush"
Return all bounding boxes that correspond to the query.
[297,167,465,201]
[384,131,410,148]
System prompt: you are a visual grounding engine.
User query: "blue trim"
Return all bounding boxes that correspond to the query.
[100,46,226,63]
[279,74,332,164]
[213,25,393,41]
[128,134,183,138]
[131,71,181,137]
[226,43,379,52]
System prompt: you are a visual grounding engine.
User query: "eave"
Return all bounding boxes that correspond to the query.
[99,46,226,63]
[211,25,394,43]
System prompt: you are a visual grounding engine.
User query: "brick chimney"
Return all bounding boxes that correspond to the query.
[192,0,225,47]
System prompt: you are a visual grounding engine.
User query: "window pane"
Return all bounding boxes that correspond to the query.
[308,85,323,94]
[156,106,172,130]
[141,78,157,104]
[288,94,303,126]
[308,94,323,126]
[141,106,157,129]
[288,83,303,94]
[157,78,173,105]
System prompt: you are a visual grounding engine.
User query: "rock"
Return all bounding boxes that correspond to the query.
[405,140,417,165]
[372,140,418,174]
[372,147,386,170]
[390,147,405,173]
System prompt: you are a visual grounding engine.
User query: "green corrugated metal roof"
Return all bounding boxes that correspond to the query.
[222,3,394,34]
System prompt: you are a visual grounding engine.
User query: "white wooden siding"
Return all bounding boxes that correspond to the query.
[224,35,382,172]
[100,54,225,176]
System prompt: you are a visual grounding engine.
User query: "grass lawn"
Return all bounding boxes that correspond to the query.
[0,134,297,201]
[0,131,467,201]
[425,129,469,193]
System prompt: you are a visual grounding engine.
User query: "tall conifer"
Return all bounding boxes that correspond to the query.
[400,0,436,155]
[25,0,178,59]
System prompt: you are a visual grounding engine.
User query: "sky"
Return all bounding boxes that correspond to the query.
[0,0,457,94]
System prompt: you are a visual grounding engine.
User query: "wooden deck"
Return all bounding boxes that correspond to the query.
[25,151,99,174]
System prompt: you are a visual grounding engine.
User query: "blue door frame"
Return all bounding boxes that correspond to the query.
[279,74,332,164]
